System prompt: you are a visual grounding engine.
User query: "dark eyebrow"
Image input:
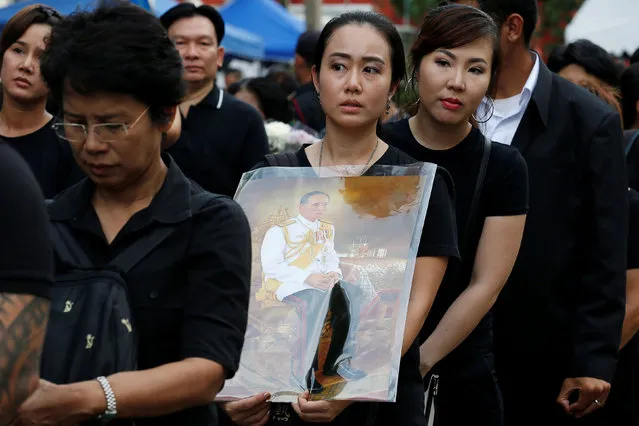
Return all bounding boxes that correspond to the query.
[328,52,386,65]
[436,48,489,65]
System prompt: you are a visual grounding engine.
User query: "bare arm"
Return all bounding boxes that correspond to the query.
[621,269,639,349]
[0,294,49,426]
[402,256,449,355]
[67,358,225,418]
[419,215,525,371]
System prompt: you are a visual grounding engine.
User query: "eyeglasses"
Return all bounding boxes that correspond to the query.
[52,107,150,143]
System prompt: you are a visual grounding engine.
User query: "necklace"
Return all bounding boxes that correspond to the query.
[318,138,380,177]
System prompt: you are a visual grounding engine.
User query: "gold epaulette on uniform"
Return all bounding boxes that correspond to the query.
[278,219,296,227]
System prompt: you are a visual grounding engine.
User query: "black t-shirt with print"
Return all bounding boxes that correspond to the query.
[381,119,529,359]
[0,120,84,199]
[218,145,460,426]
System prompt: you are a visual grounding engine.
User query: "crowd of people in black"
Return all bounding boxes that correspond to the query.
[0,0,637,426]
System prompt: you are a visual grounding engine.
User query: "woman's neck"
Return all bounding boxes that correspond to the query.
[93,156,167,210]
[321,120,381,166]
[410,108,472,151]
[0,95,51,137]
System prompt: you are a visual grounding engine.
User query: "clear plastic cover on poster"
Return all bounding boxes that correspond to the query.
[217,163,437,403]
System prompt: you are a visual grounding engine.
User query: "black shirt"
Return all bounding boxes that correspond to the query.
[48,155,252,426]
[1,120,83,199]
[167,86,270,197]
[292,83,326,133]
[0,142,52,299]
[381,120,528,355]
[221,145,459,426]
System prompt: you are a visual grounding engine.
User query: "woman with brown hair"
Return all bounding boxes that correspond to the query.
[0,4,82,198]
[380,5,528,426]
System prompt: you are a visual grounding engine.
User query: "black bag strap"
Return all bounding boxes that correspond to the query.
[108,226,174,273]
[50,222,94,269]
[624,130,639,157]
[461,136,491,257]
[49,191,218,273]
[109,191,217,273]
[264,152,300,167]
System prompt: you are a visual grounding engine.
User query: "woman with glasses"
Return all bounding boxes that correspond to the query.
[0,4,82,198]
[14,4,252,426]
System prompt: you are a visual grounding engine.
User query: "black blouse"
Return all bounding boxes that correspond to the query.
[48,154,252,426]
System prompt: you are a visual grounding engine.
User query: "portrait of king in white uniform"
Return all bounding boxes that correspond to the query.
[259,190,365,392]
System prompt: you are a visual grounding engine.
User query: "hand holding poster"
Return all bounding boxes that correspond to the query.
[217,163,436,403]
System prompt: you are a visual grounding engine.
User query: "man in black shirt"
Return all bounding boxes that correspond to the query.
[160,4,269,196]
[291,30,326,133]
[0,143,52,425]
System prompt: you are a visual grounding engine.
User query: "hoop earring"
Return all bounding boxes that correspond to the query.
[385,99,391,114]
[472,97,495,124]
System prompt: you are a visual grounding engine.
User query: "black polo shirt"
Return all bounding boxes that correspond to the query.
[48,154,252,426]
[167,86,269,197]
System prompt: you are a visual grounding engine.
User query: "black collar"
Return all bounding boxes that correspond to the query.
[198,85,224,110]
[528,51,552,129]
[49,153,194,225]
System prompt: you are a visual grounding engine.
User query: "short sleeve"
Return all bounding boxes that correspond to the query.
[417,169,460,259]
[628,189,639,270]
[0,143,52,298]
[483,144,529,217]
[181,196,252,378]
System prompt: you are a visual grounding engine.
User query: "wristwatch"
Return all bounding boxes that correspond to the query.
[96,376,118,423]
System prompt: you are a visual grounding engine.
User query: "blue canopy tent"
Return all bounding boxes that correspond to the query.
[154,0,265,60]
[220,0,305,61]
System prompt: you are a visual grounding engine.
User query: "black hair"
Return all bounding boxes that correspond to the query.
[300,191,330,205]
[313,11,406,87]
[160,3,225,45]
[621,63,639,129]
[266,66,299,97]
[631,48,639,65]
[548,40,620,88]
[40,1,185,125]
[237,77,293,123]
[226,79,244,95]
[547,45,566,73]
[477,0,538,46]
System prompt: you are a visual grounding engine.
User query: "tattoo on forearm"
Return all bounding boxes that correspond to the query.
[0,295,50,425]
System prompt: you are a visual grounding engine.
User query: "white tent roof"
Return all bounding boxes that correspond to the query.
[565,0,639,55]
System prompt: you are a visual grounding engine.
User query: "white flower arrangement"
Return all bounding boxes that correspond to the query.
[265,120,319,153]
